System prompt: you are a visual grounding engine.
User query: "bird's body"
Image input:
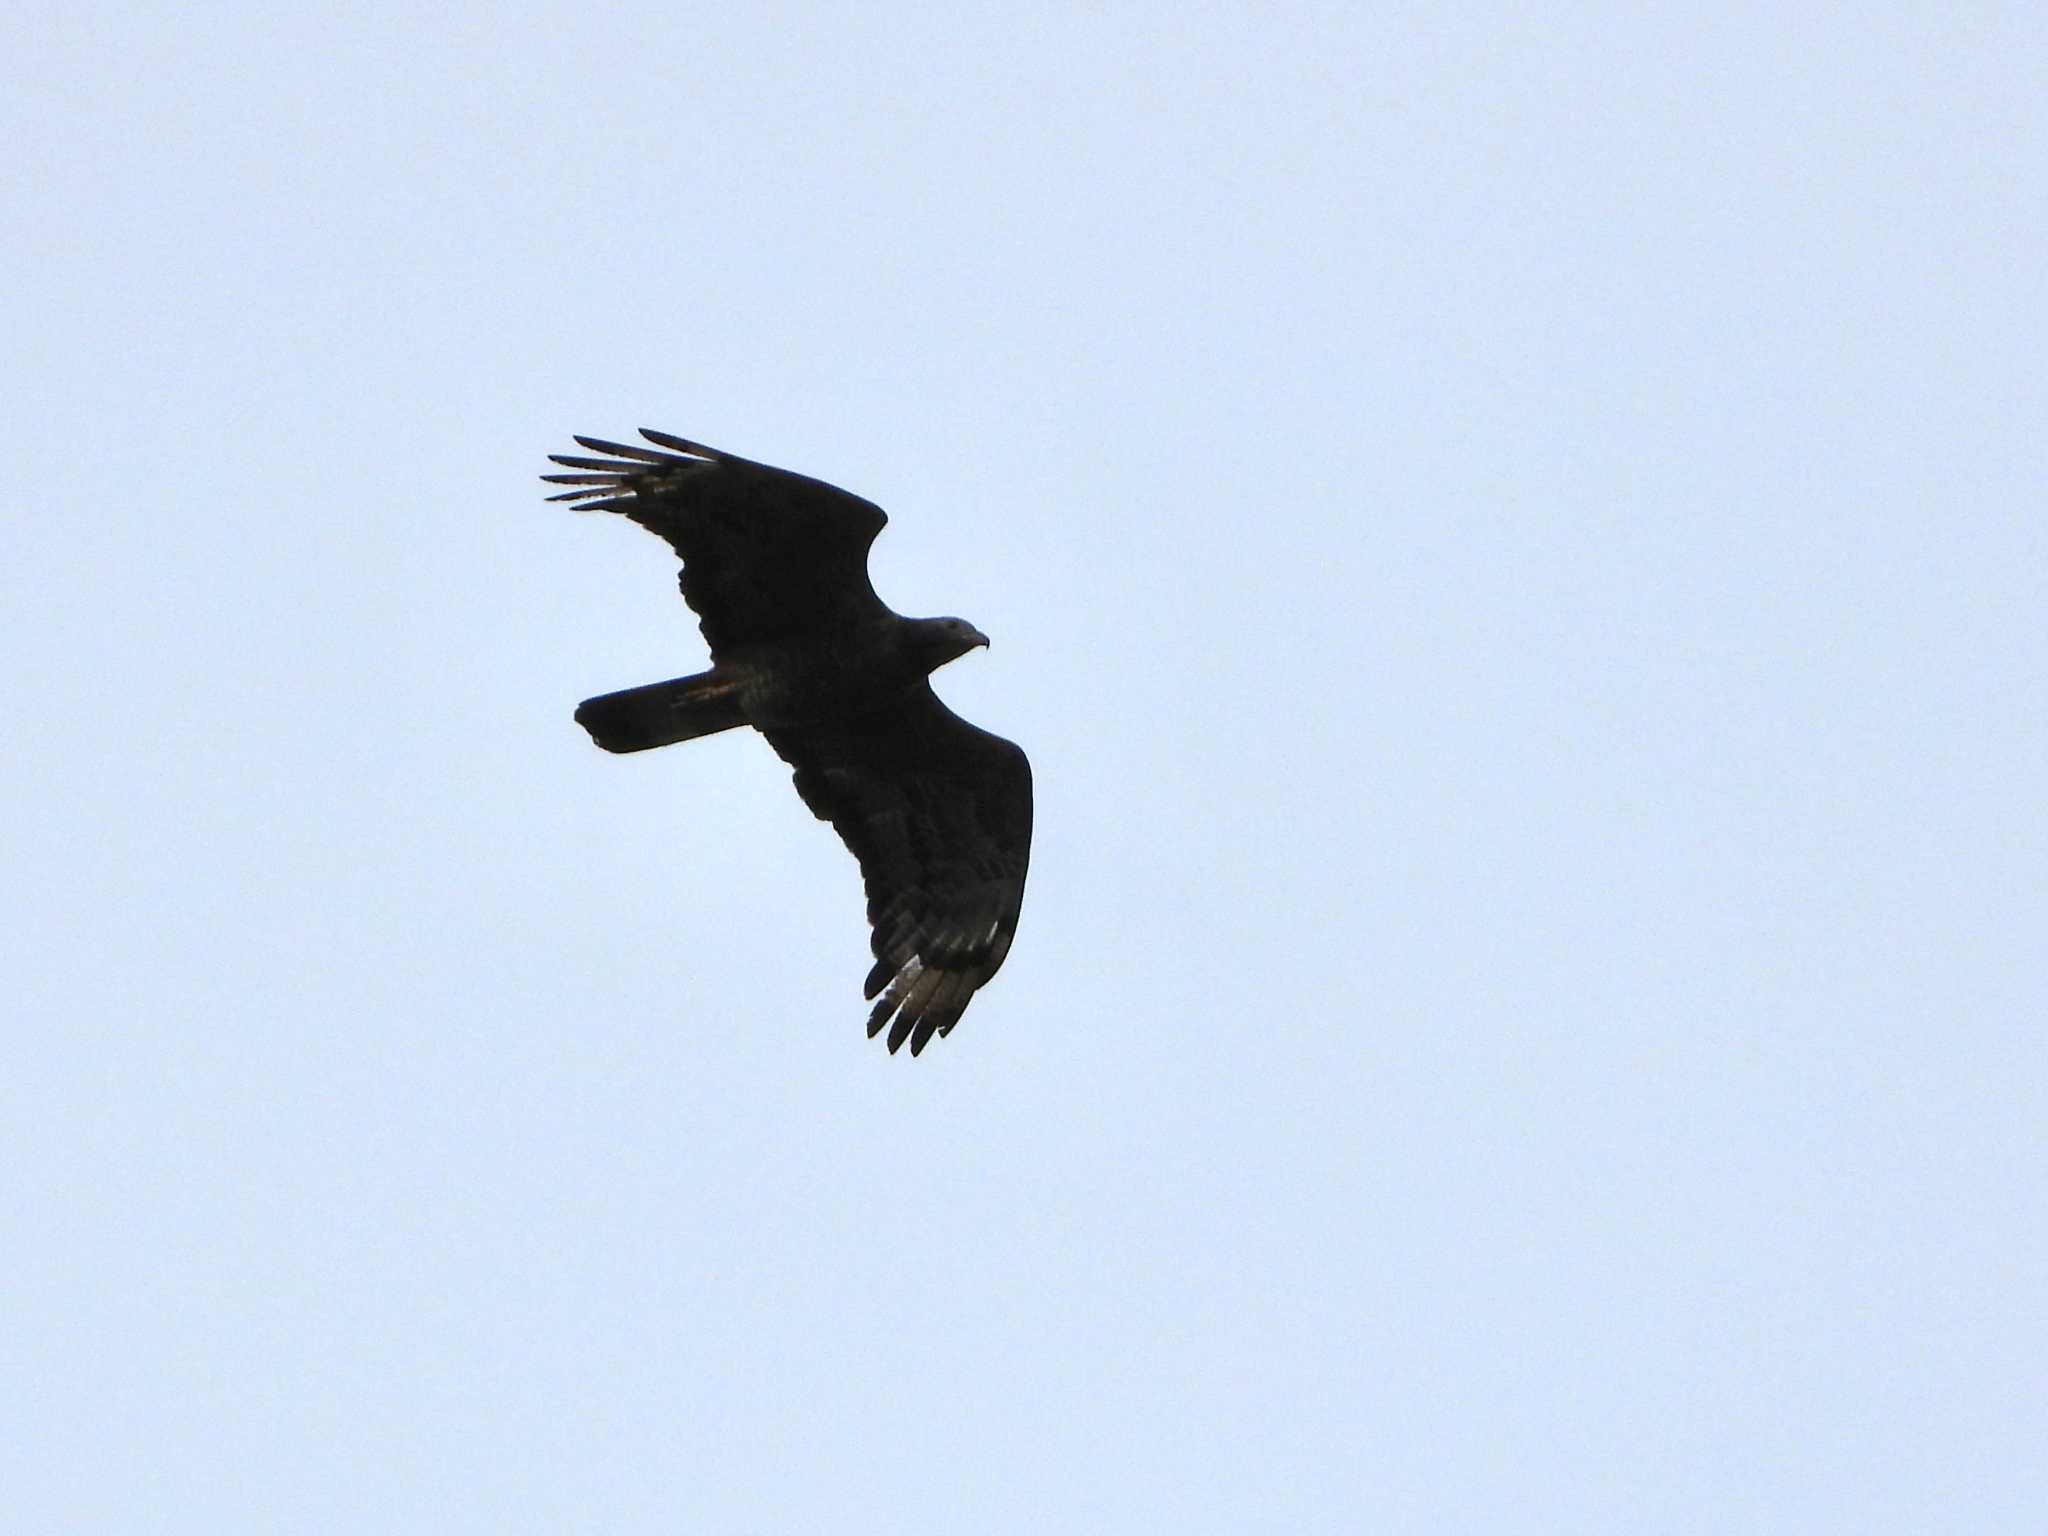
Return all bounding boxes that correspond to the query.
[721,619,961,727]
[543,429,1031,1055]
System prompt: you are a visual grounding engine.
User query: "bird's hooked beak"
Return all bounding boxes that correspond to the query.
[970,626,991,650]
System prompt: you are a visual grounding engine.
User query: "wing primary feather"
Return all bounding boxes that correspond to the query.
[896,966,951,1029]
[639,427,722,456]
[907,974,974,1056]
[571,435,674,463]
[869,956,930,1045]
[547,454,644,471]
[910,1009,954,1057]
[867,997,893,1040]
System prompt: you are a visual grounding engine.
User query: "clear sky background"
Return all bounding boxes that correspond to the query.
[5,3,2042,1530]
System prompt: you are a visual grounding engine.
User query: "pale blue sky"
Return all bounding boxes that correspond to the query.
[5,3,2043,1530]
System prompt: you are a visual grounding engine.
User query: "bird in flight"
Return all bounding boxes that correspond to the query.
[543,428,1032,1055]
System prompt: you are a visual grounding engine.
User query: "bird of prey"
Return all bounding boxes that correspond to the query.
[543,428,1032,1055]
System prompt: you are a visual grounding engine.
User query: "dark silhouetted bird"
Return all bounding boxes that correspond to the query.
[543,429,1031,1055]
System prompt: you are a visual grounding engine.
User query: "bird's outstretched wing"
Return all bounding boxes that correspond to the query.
[763,684,1033,1056]
[543,429,890,653]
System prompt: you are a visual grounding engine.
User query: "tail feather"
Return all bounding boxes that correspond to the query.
[575,670,746,753]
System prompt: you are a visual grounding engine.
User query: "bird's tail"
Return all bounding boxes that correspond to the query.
[574,670,746,753]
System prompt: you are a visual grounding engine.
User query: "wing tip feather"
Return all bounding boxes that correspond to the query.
[639,426,722,458]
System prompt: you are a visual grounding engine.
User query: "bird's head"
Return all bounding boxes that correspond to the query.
[911,615,991,672]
